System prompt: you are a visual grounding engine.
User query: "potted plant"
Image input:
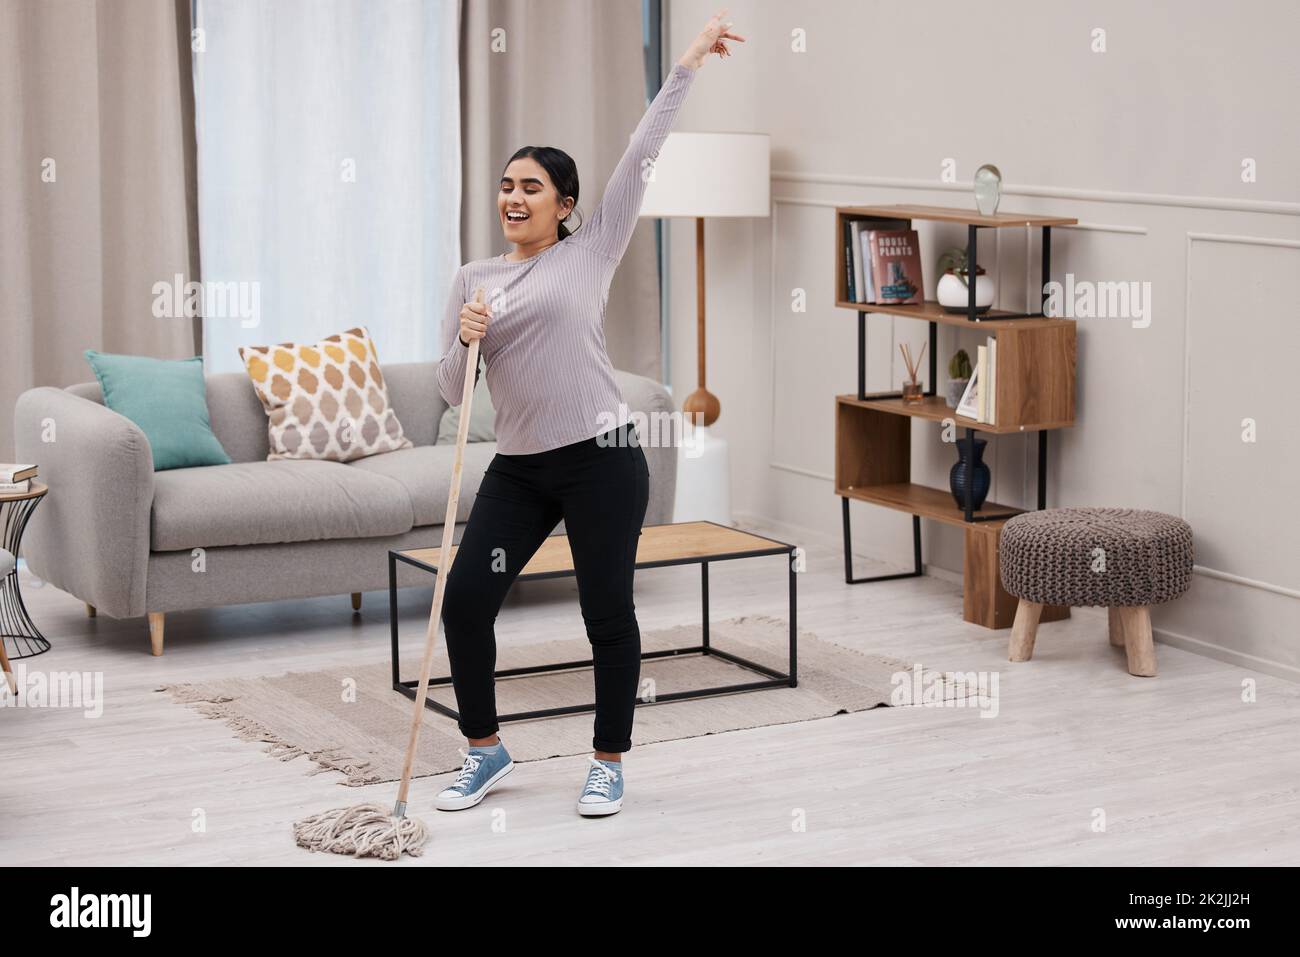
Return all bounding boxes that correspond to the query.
[946,348,972,408]
[935,247,995,314]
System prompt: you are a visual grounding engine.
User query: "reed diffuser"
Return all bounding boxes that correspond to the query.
[899,341,926,404]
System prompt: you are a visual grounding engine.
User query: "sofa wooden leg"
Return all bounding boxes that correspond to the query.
[1107,607,1126,647]
[1117,606,1157,677]
[86,603,97,618]
[1009,599,1044,662]
[148,613,165,656]
[351,592,362,611]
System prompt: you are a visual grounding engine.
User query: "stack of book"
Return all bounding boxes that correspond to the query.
[1,463,38,494]
[843,221,923,305]
[955,338,997,425]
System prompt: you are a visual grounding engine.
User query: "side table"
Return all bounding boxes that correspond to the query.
[1,482,52,671]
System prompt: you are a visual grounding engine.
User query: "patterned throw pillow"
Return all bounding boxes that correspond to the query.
[238,326,413,462]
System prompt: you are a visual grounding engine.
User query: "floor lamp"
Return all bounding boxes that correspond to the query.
[638,131,770,525]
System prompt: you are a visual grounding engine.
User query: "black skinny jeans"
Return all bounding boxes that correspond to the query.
[441,421,650,753]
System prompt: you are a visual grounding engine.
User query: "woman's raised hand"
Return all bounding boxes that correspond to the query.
[678,7,745,70]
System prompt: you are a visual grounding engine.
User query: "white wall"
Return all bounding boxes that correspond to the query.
[665,0,1300,674]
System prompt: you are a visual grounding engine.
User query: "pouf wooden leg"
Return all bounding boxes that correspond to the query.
[1009,600,1044,661]
[1115,606,1157,677]
[1107,607,1126,647]
[351,592,362,611]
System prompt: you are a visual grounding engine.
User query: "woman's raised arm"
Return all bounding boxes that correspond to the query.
[570,9,744,264]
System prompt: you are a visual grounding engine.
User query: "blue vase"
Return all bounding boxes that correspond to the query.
[949,436,991,510]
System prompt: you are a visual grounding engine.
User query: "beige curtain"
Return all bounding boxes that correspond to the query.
[0,0,201,461]
[459,0,663,382]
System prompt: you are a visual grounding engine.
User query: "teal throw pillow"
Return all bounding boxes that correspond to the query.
[83,351,232,471]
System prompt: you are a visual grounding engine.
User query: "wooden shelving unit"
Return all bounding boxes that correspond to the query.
[834,203,1078,629]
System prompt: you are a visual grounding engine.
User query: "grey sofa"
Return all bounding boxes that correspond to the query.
[12,361,677,655]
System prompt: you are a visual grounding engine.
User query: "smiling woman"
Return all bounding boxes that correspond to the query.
[431,7,745,820]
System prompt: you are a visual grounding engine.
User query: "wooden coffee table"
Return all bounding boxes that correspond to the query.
[388,520,798,723]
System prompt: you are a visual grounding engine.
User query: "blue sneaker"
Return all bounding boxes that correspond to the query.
[577,757,624,816]
[435,743,514,811]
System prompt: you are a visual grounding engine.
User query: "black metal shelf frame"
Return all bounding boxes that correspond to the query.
[842,224,1055,580]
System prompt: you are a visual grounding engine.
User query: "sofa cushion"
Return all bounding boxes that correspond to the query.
[238,326,414,463]
[151,459,414,552]
[82,351,232,471]
[347,442,499,527]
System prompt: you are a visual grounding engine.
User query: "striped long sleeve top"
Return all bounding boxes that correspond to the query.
[436,62,697,455]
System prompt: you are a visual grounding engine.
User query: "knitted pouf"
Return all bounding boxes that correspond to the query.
[999,508,1194,608]
[998,508,1194,677]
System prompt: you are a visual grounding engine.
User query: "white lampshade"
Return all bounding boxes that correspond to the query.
[639,132,770,218]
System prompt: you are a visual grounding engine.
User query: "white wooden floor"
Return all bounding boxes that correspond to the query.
[3,519,1297,866]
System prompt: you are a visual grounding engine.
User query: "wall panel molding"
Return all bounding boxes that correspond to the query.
[774,171,1300,218]
[1182,231,1300,598]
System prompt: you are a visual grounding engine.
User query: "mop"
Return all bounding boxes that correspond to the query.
[293,287,487,860]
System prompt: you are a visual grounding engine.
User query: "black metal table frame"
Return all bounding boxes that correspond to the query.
[389,521,798,724]
[1,486,51,660]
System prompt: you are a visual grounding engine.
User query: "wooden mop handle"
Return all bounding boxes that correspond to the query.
[394,286,484,812]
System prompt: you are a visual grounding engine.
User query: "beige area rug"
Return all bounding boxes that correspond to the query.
[158,614,977,787]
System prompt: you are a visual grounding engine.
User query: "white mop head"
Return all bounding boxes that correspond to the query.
[293,803,429,860]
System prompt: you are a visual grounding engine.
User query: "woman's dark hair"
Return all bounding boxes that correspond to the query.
[503,146,582,240]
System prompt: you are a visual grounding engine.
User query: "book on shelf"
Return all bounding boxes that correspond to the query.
[842,218,911,304]
[0,479,32,494]
[842,220,856,302]
[956,362,980,420]
[849,220,865,304]
[0,463,37,484]
[986,336,997,425]
[957,339,998,425]
[868,229,923,305]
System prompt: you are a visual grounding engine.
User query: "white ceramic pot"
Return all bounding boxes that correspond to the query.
[937,270,995,314]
